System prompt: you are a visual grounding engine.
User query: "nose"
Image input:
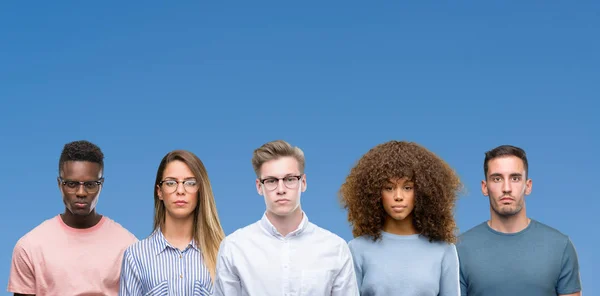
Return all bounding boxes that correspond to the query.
[502,180,512,194]
[276,179,286,194]
[75,184,87,197]
[176,182,186,194]
[394,188,403,201]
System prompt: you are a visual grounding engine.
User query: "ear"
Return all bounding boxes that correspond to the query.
[157,184,163,200]
[256,179,263,195]
[57,177,64,194]
[525,178,532,195]
[301,174,307,192]
[481,180,488,196]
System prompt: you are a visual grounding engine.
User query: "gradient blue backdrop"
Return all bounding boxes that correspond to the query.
[1,1,598,295]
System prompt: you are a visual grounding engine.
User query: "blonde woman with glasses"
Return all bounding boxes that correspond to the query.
[119,150,225,296]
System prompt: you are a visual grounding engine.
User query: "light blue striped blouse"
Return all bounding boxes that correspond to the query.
[119,228,213,296]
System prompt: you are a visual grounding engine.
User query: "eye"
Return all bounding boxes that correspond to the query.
[264,179,277,185]
[511,176,521,181]
[65,181,78,188]
[84,182,98,189]
[164,180,177,187]
[285,176,297,182]
[383,186,394,191]
[492,177,502,182]
[184,180,197,186]
[403,186,413,191]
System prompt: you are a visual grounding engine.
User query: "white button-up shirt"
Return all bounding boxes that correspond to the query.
[214,212,359,296]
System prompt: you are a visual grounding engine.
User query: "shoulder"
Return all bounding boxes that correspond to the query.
[456,222,488,247]
[348,235,375,251]
[124,233,158,258]
[221,221,261,245]
[530,220,570,238]
[309,222,348,248]
[528,219,572,246]
[14,216,60,251]
[101,216,138,244]
[458,222,488,240]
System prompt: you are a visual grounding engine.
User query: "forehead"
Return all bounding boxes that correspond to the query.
[163,160,195,178]
[259,156,300,178]
[487,156,526,175]
[61,161,102,179]
[388,177,412,184]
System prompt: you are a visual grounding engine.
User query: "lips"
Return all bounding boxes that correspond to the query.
[391,205,406,212]
[275,199,290,203]
[74,202,88,208]
[174,200,188,206]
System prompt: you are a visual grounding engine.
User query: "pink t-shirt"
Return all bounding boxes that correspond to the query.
[8,215,138,296]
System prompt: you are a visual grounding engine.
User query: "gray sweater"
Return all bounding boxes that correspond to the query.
[348,231,460,296]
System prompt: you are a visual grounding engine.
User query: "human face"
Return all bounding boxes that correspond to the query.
[58,161,103,216]
[381,177,415,221]
[482,156,532,218]
[157,160,199,220]
[256,156,306,218]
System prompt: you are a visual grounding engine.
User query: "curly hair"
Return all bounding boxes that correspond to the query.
[339,141,462,243]
[59,140,104,174]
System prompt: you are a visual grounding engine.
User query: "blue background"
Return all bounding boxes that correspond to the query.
[1,1,597,294]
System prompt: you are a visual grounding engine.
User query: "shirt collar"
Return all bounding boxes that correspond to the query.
[151,227,199,255]
[259,211,309,238]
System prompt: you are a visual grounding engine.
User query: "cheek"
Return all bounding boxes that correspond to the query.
[380,192,392,206]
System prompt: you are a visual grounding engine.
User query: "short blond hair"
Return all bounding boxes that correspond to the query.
[252,140,305,177]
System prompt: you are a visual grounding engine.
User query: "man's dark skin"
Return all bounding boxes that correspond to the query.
[15,160,103,296]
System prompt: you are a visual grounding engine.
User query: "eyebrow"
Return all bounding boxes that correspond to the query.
[489,173,523,177]
[163,176,196,180]
[262,173,299,179]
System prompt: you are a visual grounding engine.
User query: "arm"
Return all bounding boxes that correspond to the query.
[557,238,582,296]
[439,244,461,296]
[457,245,468,296]
[331,242,359,296]
[459,265,468,296]
[8,241,36,296]
[118,248,143,296]
[347,240,363,291]
[214,239,242,296]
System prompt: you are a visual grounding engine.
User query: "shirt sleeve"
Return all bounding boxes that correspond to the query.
[457,244,468,296]
[214,239,242,296]
[347,240,363,291]
[331,242,360,296]
[118,247,143,296]
[440,244,461,296]
[556,238,582,295]
[7,239,36,294]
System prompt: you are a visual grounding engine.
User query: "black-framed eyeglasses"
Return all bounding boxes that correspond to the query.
[159,179,199,194]
[59,177,104,194]
[259,175,303,191]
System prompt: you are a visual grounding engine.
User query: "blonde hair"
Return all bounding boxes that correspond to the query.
[153,150,225,280]
[251,140,305,177]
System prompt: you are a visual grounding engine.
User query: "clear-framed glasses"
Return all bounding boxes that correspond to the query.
[159,179,199,194]
[59,177,104,194]
[259,175,303,191]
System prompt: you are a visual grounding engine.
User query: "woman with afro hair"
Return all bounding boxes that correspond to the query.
[339,140,462,296]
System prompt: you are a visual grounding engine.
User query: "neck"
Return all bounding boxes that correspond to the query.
[266,207,303,237]
[61,210,102,229]
[489,209,530,233]
[382,215,417,235]
[162,213,195,250]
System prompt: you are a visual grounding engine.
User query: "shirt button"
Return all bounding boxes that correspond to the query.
[180,274,183,278]
[179,255,182,258]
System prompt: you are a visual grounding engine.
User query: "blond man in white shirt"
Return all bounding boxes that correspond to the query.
[214,140,359,296]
